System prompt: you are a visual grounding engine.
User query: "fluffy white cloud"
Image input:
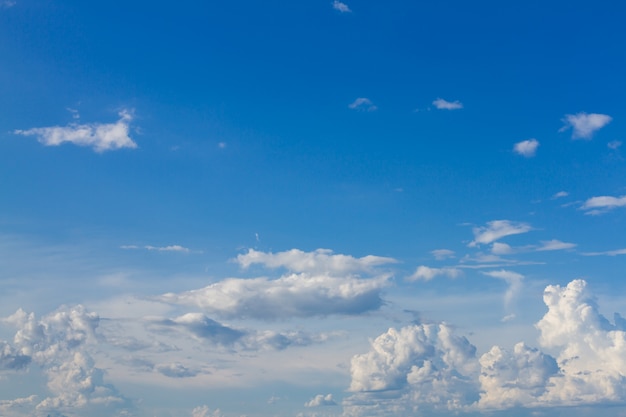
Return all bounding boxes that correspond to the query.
[332,0,351,13]
[159,273,389,319]
[432,98,463,110]
[407,265,461,281]
[469,220,532,247]
[581,195,626,215]
[348,98,377,111]
[560,112,612,139]
[513,138,539,157]
[305,394,337,407]
[236,248,396,274]
[14,110,137,152]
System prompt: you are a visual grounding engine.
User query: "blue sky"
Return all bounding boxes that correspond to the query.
[1,1,626,416]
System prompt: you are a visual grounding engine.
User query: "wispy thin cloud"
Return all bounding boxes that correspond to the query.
[560,112,612,139]
[582,248,626,257]
[14,110,137,152]
[348,97,377,111]
[469,220,532,247]
[580,195,626,215]
[552,191,569,199]
[432,98,463,110]
[0,1,16,8]
[431,249,455,260]
[407,265,461,281]
[121,244,191,253]
[513,138,539,157]
[608,140,622,150]
[536,239,576,251]
[332,0,351,13]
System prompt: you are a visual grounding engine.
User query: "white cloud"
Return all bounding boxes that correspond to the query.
[236,248,396,274]
[513,138,539,157]
[491,242,513,255]
[192,405,223,417]
[582,248,626,256]
[121,244,191,253]
[430,249,455,260]
[14,110,137,152]
[535,239,576,251]
[158,273,390,320]
[551,191,569,199]
[581,194,626,215]
[332,0,351,13]
[608,140,622,150]
[407,265,461,282]
[482,270,523,308]
[469,220,532,247]
[560,112,612,139]
[305,394,337,407]
[432,98,463,110]
[348,98,377,111]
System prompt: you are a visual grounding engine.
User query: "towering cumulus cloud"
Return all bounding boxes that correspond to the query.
[345,279,626,416]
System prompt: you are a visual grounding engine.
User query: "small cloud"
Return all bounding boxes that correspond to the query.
[66,108,80,119]
[217,142,226,149]
[560,112,612,139]
[332,0,351,13]
[580,195,626,215]
[513,138,539,157]
[469,220,532,247]
[608,140,622,150]
[501,313,516,322]
[491,242,514,255]
[305,394,337,407]
[0,1,16,8]
[348,97,377,112]
[432,98,463,110]
[582,248,626,257]
[407,266,461,282]
[430,249,455,260]
[552,191,569,199]
[121,244,191,253]
[536,239,576,251]
[14,110,137,152]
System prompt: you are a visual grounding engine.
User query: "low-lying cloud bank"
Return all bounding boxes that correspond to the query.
[345,279,626,416]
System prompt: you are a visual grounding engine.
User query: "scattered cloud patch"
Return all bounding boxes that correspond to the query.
[581,195,626,215]
[608,140,622,150]
[332,0,351,13]
[536,239,576,251]
[192,405,223,417]
[582,248,626,256]
[0,1,16,8]
[469,220,532,247]
[305,394,337,407]
[348,97,377,111]
[432,98,463,110]
[14,110,137,152]
[513,138,539,157]
[560,112,612,139]
[407,265,461,281]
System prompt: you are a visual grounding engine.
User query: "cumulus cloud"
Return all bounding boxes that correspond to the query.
[332,0,351,12]
[560,112,612,139]
[469,220,532,247]
[14,110,137,152]
[305,394,337,407]
[158,273,390,320]
[432,98,463,110]
[513,139,539,157]
[236,248,396,274]
[407,266,461,282]
[581,195,626,215]
[348,98,377,111]
[1,306,129,416]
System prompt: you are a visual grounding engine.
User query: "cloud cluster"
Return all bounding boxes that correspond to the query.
[14,110,137,152]
[345,279,626,415]
[0,305,129,416]
[305,394,337,407]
